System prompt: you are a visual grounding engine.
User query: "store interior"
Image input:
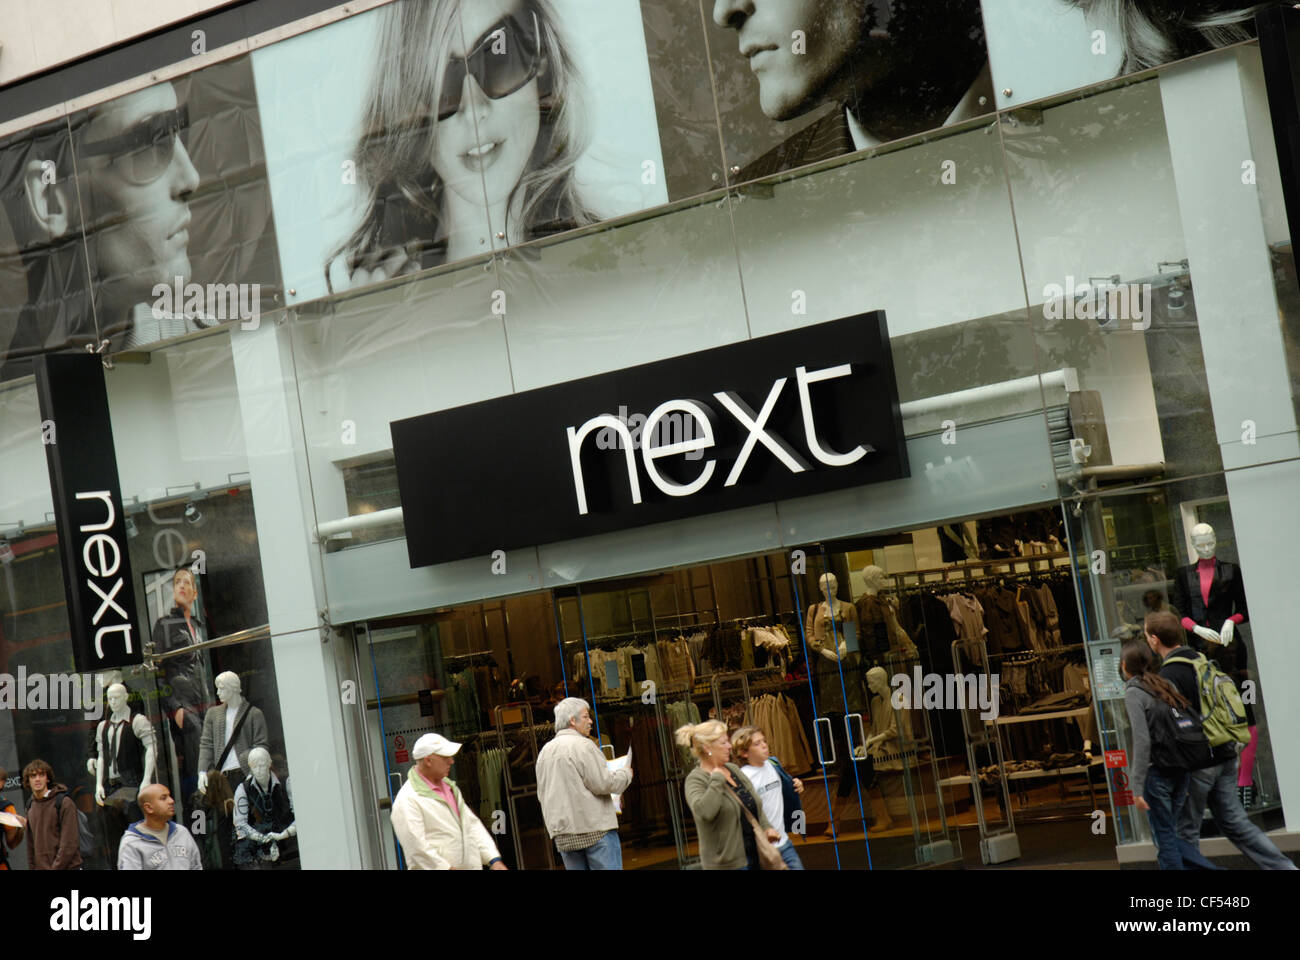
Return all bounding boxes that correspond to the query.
[360,503,1145,870]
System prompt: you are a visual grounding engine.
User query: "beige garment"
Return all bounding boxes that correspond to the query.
[806,600,859,647]
[536,728,633,840]
[867,693,914,771]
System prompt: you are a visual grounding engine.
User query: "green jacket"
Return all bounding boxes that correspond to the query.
[684,763,773,870]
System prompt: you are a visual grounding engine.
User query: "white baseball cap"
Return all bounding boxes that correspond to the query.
[411,733,461,760]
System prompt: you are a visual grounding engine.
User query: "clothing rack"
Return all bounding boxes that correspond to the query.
[987,643,1084,662]
[444,650,497,664]
[564,611,798,649]
[889,553,1072,593]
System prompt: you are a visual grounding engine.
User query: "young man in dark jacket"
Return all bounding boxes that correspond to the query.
[21,759,82,870]
[1146,611,1296,870]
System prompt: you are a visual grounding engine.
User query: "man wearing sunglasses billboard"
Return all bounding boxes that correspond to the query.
[0,82,199,374]
[711,0,992,181]
[77,82,201,350]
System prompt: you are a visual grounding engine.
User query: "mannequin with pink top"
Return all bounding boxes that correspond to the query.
[1168,523,1258,804]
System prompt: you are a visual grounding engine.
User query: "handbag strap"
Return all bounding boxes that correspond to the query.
[215,703,251,771]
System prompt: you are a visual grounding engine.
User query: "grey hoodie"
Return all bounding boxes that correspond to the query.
[117,821,203,870]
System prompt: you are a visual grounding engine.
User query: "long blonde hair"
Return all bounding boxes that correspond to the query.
[1068,1,1267,74]
[327,0,594,287]
[675,720,727,761]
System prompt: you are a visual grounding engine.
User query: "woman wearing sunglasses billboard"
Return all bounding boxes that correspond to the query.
[327,0,595,291]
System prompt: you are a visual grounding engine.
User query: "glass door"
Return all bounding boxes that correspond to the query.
[554,579,693,869]
[358,591,566,870]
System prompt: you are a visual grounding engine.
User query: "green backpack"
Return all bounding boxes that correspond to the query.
[1162,652,1250,748]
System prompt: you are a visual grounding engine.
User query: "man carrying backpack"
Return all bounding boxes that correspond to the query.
[21,759,82,870]
[1146,611,1297,870]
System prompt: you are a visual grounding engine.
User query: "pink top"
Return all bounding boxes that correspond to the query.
[1181,558,1244,631]
[419,770,459,818]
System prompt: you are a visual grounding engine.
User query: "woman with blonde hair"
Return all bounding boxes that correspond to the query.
[677,720,781,870]
[1066,1,1270,74]
[326,0,596,291]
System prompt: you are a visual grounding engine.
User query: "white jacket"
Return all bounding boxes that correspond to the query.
[391,767,501,870]
[536,728,633,839]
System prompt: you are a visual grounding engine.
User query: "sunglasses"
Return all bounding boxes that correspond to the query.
[81,103,190,186]
[436,11,541,122]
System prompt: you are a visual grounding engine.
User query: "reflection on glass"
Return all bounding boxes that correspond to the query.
[69,57,280,355]
[706,0,993,181]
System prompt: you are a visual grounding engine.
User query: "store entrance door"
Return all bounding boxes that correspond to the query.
[356,591,566,870]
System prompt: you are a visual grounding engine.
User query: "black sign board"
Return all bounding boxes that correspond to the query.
[34,353,142,671]
[392,312,908,568]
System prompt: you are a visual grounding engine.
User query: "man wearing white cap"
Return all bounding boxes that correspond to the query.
[390,733,507,871]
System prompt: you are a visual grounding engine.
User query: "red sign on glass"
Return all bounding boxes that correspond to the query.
[394,734,408,763]
[1105,750,1127,768]
[1111,769,1134,806]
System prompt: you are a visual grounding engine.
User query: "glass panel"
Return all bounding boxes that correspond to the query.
[69,55,282,355]
[255,0,697,308]
[1001,78,1207,483]
[287,257,510,557]
[495,191,749,392]
[362,590,566,870]
[0,116,97,379]
[704,0,995,184]
[1063,476,1284,855]
[727,124,1041,438]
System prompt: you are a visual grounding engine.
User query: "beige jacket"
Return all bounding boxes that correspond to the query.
[536,728,633,839]
[390,767,501,870]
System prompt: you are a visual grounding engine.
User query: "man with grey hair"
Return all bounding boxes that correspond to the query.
[536,697,633,869]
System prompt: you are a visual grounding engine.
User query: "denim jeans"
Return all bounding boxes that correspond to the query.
[777,839,804,870]
[1144,769,1221,870]
[558,830,623,870]
[1178,757,1298,871]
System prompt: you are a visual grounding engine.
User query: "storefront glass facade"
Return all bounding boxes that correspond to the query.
[1,1,1298,870]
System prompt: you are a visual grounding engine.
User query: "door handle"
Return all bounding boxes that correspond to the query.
[815,717,836,766]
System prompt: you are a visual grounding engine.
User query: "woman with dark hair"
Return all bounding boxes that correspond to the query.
[326,0,595,291]
[1066,1,1273,74]
[1121,642,1220,870]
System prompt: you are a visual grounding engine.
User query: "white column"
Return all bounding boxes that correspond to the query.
[1161,50,1300,829]
[230,321,366,868]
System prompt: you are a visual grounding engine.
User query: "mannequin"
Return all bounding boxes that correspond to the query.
[855,565,919,659]
[197,671,269,868]
[197,672,269,793]
[232,747,296,867]
[1169,522,1257,803]
[93,683,156,867]
[1170,524,1246,648]
[805,573,868,832]
[863,667,909,832]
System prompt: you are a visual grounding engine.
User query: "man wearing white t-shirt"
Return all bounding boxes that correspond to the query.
[735,726,805,870]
